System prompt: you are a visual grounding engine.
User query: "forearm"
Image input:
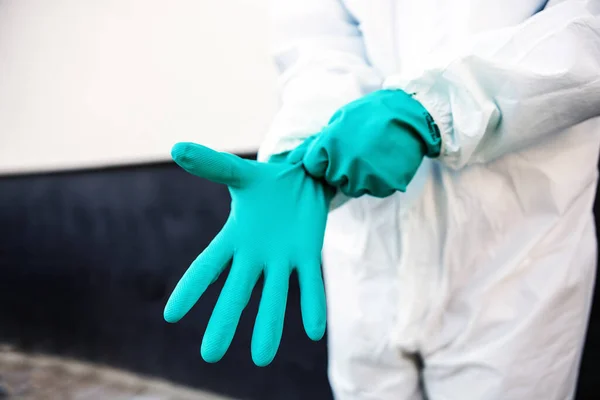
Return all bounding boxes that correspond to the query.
[258,0,382,162]
[385,0,600,169]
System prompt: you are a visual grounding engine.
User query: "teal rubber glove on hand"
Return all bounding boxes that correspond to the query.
[289,89,442,198]
[164,142,333,367]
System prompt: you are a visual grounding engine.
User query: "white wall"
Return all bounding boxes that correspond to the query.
[0,0,279,174]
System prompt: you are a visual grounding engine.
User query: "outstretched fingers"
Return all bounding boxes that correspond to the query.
[251,265,290,366]
[297,261,327,341]
[164,229,233,323]
[201,257,262,363]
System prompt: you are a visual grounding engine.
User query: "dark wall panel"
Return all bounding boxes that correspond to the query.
[0,161,332,400]
[0,158,598,399]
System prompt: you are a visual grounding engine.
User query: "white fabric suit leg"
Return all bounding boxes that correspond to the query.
[322,195,423,400]
[322,120,599,399]
[413,124,600,399]
[421,218,597,400]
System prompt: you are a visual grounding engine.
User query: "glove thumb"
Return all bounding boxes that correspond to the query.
[285,135,317,164]
[171,142,250,187]
[286,134,329,179]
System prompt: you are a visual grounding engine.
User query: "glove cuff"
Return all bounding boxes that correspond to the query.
[387,89,442,158]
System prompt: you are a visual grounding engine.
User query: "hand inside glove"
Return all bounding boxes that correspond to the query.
[164,142,333,367]
[289,89,442,198]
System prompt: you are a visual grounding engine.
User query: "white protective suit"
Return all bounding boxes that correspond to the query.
[258,0,600,399]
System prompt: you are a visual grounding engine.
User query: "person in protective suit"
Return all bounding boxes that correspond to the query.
[164,0,600,398]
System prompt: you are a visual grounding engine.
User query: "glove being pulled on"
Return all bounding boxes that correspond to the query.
[164,142,333,367]
[289,89,442,198]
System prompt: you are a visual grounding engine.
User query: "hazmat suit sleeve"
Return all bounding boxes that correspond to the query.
[257,0,382,162]
[384,0,600,170]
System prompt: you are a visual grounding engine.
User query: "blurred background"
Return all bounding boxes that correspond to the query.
[0,1,597,399]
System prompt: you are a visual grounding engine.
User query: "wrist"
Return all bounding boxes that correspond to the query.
[386,89,443,158]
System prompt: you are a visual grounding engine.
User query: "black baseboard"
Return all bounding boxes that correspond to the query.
[0,157,598,400]
[0,160,332,400]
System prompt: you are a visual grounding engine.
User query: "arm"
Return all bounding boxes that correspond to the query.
[257,0,382,161]
[385,0,600,169]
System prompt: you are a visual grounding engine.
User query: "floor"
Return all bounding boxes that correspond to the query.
[0,346,233,400]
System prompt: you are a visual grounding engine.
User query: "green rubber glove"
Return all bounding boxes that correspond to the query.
[289,89,442,198]
[164,142,333,367]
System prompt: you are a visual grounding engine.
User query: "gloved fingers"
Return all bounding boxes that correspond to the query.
[329,160,397,198]
[297,261,327,341]
[163,229,233,323]
[300,137,330,179]
[286,134,319,164]
[171,142,250,187]
[201,258,261,363]
[251,265,290,367]
[339,165,407,197]
[337,169,371,198]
